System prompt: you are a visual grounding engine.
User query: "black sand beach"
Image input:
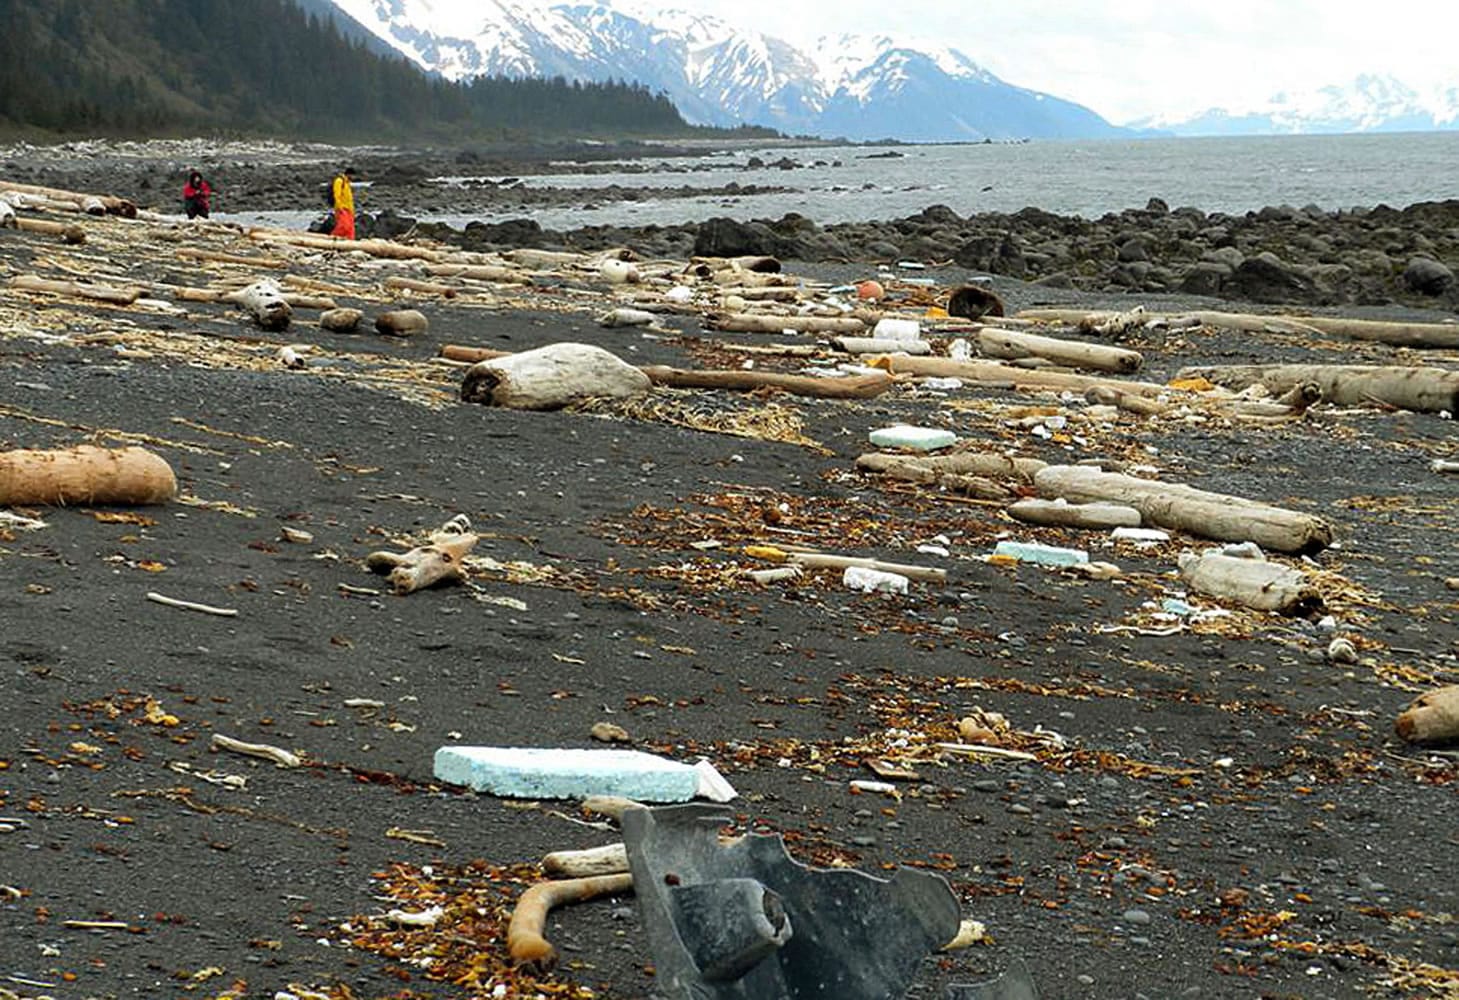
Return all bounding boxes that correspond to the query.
[1,141,1457,1000]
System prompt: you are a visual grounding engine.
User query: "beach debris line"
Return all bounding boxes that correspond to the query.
[0,445,176,506]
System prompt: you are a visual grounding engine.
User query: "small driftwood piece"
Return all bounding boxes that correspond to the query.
[857,451,1047,483]
[461,343,651,410]
[707,313,866,335]
[834,336,932,355]
[1178,550,1321,614]
[1176,363,1459,414]
[211,732,302,768]
[543,843,630,877]
[1,445,176,505]
[1083,385,1171,416]
[1395,686,1459,746]
[581,795,644,822]
[1008,498,1142,529]
[320,307,364,332]
[423,262,533,285]
[978,327,1144,373]
[376,309,429,336]
[1035,465,1333,554]
[366,532,478,595]
[508,873,634,972]
[640,365,894,400]
[146,591,238,617]
[225,280,291,331]
[872,355,1170,397]
[10,274,139,305]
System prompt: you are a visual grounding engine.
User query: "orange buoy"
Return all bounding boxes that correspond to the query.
[855,279,885,300]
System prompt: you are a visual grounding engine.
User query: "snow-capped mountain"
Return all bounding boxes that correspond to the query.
[1135,74,1459,136]
[320,0,1125,141]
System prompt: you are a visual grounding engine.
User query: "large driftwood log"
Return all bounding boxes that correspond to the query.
[423,262,533,285]
[0,446,176,506]
[15,217,86,243]
[1018,307,1459,350]
[461,342,652,410]
[1034,465,1333,554]
[1178,550,1322,614]
[224,280,291,331]
[857,451,1047,483]
[1395,685,1459,746]
[0,180,136,217]
[1008,498,1143,529]
[977,327,1144,373]
[640,365,894,399]
[366,532,478,595]
[1176,363,1459,414]
[871,355,1170,397]
[384,276,457,298]
[707,313,867,335]
[834,336,933,355]
[10,274,139,305]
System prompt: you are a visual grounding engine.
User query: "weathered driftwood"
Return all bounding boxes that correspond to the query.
[385,276,457,298]
[461,342,652,410]
[640,365,894,399]
[320,307,364,332]
[423,262,533,285]
[507,248,589,269]
[1034,465,1333,554]
[598,307,658,328]
[1395,685,1459,746]
[10,274,139,305]
[1008,498,1143,529]
[1019,307,1459,350]
[439,345,509,363]
[0,180,136,217]
[224,280,291,331]
[507,873,634,972]
[978,327,1144,373]
[1083,386,1172,416]
[366,532,478,595]
[1176,363,1459,414]
[717,285,798,301]
[707,313,866,335]
[176,248,286,269]
[0,199,13,228]
[834,336,932,355]
[246,227,443,261]
[857,451,1047,483]
[0,445,176,506]
[787,551,947,584]
[210,733,301,767]
[693,254,781,274]
[376,309,429,336]
[871,355,1170,397]
[543,843,630,877]
[1178,550,1321,615]
[15,217,86,243]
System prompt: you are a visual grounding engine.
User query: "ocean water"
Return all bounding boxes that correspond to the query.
[228,131,1459,232]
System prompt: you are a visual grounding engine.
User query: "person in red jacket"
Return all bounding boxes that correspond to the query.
[330,166,357,239]
[182,170,212,219]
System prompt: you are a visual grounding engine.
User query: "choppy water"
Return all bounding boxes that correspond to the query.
[224,131,1459,232]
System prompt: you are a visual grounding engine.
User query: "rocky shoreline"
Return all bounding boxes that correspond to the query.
[9,137,1458,313]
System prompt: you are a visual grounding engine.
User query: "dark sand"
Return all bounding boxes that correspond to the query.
[1,142,1457,1000]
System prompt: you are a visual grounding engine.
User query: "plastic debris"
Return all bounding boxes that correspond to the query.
[843,566,910,595]
[433,746,737,803]
[868,425,958,451]
[991,541,1089,567]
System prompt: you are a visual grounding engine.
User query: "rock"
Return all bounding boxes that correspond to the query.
[1178,261,1229,296]
[1403,256,1454,295]
[1227,251,1320,303]
[694,216,782,257]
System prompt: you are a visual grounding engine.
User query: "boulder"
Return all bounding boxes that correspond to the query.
[1403,256,1455,295]
[1227,251,1320,303]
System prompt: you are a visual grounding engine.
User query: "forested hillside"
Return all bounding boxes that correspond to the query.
[0,0,695,141]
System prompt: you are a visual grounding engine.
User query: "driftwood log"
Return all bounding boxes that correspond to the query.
[542,843,630,878]
[707,313,866,335]
[1178,550,1322,615]
[461,342,651,410]
[224,280,291,331]
[1008,498,1143,529]
[857,451,1048,482]
[1083,386,1172,416]
[1034,465,1333,554]
[423,262,533,285]
[0,180,136,217]
[977,327,1144,373]
[176,248,286,269]
[834,336,932,355]
[384,276,457,298]
[1176,363,1459,414]
[1018,307,1459,350]
[507,873,634,973]
[871,355,1170,397]
[0,445,176,506]
[786,551,947,584]
[639,365,894,399]
[365,532,478,595]
[1395,686,1459,746]
[15,217,87,243]
[10,274,139,305]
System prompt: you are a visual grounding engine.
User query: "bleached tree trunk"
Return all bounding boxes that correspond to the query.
[1019,308,1459,350]
[707,313,867,334]
[873,355,1170,397]
[1177,363,1459,413]
[1178,550,1320,614]
[1008,498,1143,529]
[10,274,140,305]
[977,327,1144,373]
[460,342,652,410]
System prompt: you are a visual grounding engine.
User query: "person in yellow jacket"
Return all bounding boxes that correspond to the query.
[331,167,358,240]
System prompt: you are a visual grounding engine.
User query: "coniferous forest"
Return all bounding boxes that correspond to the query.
[0,0,725,142]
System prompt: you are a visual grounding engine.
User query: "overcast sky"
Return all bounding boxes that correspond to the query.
[652,0,1456,123]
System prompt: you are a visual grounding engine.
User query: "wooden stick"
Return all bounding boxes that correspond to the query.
[507,873,634,972]
[0,445,176,505]
[62,920,131,930]
[1007,498,1143,529]
[210,732,302,768]
[542,843,630,877]
[14,217,86,243]
[787,551,947,583]
[146,592,239,617]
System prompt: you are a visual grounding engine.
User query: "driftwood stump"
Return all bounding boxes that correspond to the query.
[461,342,651,410]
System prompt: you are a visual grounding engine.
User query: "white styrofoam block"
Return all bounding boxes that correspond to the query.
[434,746,700,802]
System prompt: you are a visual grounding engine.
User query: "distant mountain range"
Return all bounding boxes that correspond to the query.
[322,0,1128,141]
[1133,74,1459,136]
